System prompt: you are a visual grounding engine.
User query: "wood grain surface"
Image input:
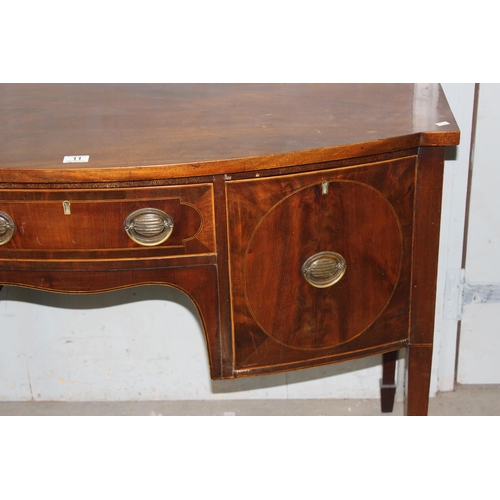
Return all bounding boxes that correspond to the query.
[227,156,416,375]
[0,84,459,183]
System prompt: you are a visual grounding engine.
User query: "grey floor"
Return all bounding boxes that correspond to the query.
[0,384,498,416]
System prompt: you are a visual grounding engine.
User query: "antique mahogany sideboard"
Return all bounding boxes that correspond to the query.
[0,84,459,415]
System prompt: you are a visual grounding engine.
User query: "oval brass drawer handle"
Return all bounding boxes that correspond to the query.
[124,208,174,246]
[0,211,16,246]
[302,251,347,288]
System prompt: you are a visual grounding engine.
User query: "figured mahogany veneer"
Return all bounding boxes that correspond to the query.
[0,184,215,259]
[0,84,460,415]
[227,157,413,372]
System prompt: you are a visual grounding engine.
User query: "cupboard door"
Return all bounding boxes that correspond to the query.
[226,157,416,375]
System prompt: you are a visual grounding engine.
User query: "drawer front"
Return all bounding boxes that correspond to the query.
[226,157,416,375]
[0,184,215,260]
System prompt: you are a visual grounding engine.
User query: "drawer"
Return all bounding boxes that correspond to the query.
[0,184,215,260]
[226,156,416,375]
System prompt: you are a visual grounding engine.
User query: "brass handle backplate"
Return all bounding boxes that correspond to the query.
[124,208,174,246]
[0,211,16,246]
[302,251,346,288]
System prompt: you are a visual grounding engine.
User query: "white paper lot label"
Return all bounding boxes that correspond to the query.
[63,155,89,163]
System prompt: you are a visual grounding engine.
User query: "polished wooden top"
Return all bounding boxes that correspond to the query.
[0,84,459,183]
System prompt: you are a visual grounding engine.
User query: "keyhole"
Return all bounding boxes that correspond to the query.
[63,200,71,215]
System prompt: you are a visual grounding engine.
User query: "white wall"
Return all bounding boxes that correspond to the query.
[0,285,384,401]
[0,84,475,402]
[432,84,476,393]
[457,84,500,384]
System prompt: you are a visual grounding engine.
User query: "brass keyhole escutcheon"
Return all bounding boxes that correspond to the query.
[302,251,347,288]
[62,200,71,215]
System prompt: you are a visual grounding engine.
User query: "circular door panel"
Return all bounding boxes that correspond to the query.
[244,180,402,350]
